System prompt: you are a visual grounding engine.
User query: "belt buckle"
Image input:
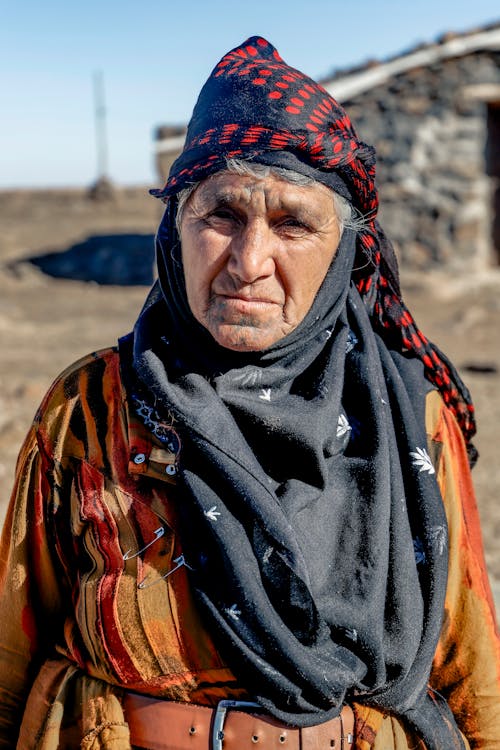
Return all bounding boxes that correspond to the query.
[212,699,262,750]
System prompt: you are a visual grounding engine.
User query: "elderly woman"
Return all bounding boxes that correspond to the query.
[0,37,499,750]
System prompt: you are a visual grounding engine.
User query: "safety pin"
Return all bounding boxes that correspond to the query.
[137,554,194,590]
[123,526,165,561]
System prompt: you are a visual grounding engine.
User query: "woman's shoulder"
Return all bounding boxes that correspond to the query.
[425,389,469,452]
[425,389,447,441]
[36,347,121,412]
[32,347,125,460]
[425,388,477,499]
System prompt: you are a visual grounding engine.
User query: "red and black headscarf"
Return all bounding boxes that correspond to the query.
[151,35,475,457]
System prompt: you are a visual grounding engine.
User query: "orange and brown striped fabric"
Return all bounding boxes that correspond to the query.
[0,349,498,749]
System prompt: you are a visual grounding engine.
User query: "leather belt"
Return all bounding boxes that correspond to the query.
[123,693,355,750]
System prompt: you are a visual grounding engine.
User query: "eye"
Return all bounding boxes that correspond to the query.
[203,207,240,229]
[211,208,236,220]
[276,216,311,235]
[282,218,306,227]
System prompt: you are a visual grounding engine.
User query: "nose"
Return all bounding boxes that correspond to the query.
[227,219,276,283]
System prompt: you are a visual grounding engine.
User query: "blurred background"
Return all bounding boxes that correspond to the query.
[1,0,500,609]
[1,0,500,189]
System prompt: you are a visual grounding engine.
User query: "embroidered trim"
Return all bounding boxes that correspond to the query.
[132,394,181,454]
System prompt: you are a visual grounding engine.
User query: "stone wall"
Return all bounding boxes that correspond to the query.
[339,51,500,270]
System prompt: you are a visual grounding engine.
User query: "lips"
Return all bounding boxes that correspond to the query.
[222,293,276,303]
[213,287,281,303]
[215,294,280,312]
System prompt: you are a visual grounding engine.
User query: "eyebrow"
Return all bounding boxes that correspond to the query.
[196,184,326,222]
[195,185,252,209]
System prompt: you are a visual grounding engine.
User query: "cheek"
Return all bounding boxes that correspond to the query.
[182,253,206,316]
[181,233,224,314]
[293,254,335,309]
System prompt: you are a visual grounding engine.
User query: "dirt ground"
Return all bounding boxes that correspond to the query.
[1,186,499,608]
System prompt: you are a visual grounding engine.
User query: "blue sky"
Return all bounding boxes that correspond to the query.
[1,0,499,189]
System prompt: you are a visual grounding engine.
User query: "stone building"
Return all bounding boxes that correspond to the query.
[154,23,500,271]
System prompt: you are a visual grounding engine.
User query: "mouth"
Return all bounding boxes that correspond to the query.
[214,293,280,312]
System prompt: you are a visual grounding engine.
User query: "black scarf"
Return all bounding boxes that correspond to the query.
[151,36,476,455]
[119,202,465,748]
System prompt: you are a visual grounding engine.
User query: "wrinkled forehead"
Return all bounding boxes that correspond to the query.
[187,169,336,215]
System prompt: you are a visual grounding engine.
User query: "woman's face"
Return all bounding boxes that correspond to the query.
[179,171,341,352]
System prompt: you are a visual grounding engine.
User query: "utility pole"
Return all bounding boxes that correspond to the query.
[93,70,109,180]
[90,70,113,199]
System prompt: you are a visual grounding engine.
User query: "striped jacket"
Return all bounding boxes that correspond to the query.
[0,348,499,749]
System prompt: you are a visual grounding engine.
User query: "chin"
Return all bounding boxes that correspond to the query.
[210,325,279,352]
